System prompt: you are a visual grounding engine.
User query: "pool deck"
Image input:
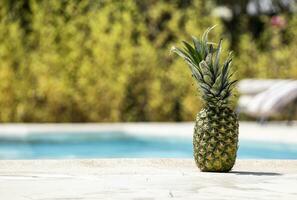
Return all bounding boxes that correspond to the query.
[0,159,297,200]
[0,121,297,143]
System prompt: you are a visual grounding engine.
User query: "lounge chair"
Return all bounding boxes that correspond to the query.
[237,79,297,123]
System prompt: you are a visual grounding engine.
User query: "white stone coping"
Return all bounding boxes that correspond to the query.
[0,122,296,143]
[0,159,296,200]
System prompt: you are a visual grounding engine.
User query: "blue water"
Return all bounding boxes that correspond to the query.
[0,132,296,159]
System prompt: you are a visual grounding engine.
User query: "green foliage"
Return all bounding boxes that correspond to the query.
[0,0,219,122]
[235,15,297,79]
[0,0,296,122]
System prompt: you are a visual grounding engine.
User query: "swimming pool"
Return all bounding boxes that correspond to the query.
[0,131,296,159]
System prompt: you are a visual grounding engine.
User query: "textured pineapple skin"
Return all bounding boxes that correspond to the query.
[193,106,239,172]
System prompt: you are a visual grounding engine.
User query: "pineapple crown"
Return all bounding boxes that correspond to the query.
[171,26,237,108]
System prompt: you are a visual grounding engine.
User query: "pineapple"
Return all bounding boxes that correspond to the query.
[171,27,239,172]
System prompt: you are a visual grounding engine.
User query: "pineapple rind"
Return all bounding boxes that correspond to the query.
[193,106,239,172]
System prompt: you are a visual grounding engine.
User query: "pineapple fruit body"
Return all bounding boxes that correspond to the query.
[194,106,239,172]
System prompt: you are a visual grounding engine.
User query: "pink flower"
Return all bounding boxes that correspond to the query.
[270,16,286,29]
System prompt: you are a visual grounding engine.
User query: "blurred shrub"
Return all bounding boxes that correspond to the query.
[0,0,296,122]
[235,15,297,79]
[0,0,220,122]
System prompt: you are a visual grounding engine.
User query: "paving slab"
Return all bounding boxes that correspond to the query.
[0,159,296,200]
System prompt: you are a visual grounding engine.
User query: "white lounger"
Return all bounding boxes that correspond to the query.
[237,79,297,120]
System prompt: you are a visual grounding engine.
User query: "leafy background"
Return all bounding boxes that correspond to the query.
[0,0,296,122]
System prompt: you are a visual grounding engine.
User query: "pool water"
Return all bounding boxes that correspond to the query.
[0,132,296,159]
